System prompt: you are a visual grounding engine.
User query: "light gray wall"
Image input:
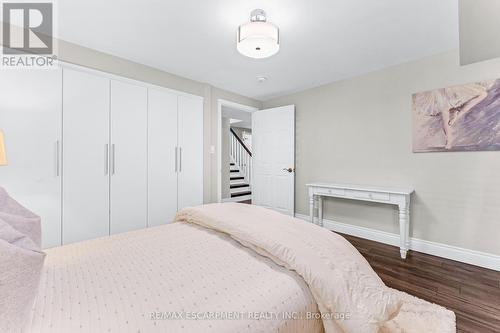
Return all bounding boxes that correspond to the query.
[58,40,206,96]
[221,106,252,123]
[459,0,500,65]
[56,40,262,203]
[221,117,231,199]
[263,50,500,256]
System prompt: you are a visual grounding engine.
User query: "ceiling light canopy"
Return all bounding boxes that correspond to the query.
[237,9,279,59]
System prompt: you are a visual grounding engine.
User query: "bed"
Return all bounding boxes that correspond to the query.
[1,196,455,333]
[24,222,323,333]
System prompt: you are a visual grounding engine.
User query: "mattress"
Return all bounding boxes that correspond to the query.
[24,223,324,333]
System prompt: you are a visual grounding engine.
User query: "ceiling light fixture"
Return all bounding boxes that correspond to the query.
[237,9,279,59]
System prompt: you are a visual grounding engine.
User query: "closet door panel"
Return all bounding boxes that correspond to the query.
[148,89,178,226]
[177,95,204,209]
[0,69,62,248]
[62,68,110,244]
[110,80,147,234]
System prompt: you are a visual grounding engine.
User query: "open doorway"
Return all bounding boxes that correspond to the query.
[217,100,258,203]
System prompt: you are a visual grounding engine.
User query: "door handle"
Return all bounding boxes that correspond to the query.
[179,147,182,172]
[175,146,178,172]
[282,167,294,173]
[111,144,116,175]
[55,140,60,177]
[104,144,109,175]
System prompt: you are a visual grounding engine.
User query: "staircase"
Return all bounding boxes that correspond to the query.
[228,128,252,203]
[230,162,251,201]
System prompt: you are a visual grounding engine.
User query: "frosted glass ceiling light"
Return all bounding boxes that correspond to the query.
[237,9,279,59]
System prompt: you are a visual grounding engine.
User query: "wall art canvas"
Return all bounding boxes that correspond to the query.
[412,79,500,152]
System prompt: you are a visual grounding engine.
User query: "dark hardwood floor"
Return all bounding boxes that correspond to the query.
[342,234,500,333]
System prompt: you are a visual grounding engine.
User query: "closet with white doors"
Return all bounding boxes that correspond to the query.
[147,88,178,227]
[62,69,111,244]
[0,69,63,249]
[147,89,204,227]
[0,65,204,248]
[109,80,148,235]
[177,95,204,209]
[62,66,203,244]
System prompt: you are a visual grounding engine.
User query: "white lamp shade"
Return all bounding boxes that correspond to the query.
[0,131,6,166]
[237,21,279,59]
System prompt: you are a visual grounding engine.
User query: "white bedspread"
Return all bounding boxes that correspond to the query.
[24,203,455,333]
[175,203,456,333]
[24,222,324,333]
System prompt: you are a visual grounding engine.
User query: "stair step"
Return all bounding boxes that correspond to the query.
[231,186,251,194]
[222,194,252,203]
[230,169,239,173]
[230,176,244,180]
[230,163,235,166]
[231,191,252,198]
[230,183,249,189]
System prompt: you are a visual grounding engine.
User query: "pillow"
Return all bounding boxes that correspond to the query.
[0,218,46,333]
[0,187,41,248]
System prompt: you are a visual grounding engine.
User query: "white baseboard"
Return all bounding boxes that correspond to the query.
[295,214,500,272]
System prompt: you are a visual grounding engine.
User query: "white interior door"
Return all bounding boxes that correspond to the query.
[110,80,148,234]
[148,89,178,226]
[177,95,203,209]
[0,69,62,248]
[63,68,110,244]
[252,105,295,215]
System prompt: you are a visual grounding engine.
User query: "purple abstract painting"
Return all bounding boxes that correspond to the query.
[412,79,500,152]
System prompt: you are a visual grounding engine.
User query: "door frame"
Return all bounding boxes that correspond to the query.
[217,99,258,203]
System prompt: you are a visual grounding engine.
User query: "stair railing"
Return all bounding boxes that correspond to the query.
[230,128,252,184]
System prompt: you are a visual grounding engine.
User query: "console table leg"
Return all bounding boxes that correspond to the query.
[309,194,315,224]
[405,205,411,250]
[398,204,409,259]
[318,196,323,227]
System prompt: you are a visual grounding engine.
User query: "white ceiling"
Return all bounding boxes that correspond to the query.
[58,0,459,101]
